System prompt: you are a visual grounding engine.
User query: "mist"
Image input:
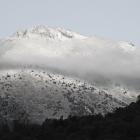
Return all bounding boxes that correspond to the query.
[0,38,140,89]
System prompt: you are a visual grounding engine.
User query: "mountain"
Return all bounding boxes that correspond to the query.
[0,26,135,59]
[0,25,139,124]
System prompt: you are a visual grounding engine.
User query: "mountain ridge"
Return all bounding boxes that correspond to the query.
[11,25,87,41]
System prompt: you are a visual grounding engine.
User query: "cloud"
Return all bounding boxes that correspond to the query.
[0,38,140,89]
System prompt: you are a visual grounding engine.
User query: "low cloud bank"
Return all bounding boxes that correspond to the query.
[0,39,140,89]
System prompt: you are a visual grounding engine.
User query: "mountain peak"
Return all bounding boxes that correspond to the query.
[11,25,87,41]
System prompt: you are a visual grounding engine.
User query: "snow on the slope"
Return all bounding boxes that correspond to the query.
[0,37,10,43]
[0,69,138,124]
[88,36,136,52]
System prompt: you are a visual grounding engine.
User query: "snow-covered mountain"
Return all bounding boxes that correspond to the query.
[0,25,135,59]
[0,25,139,124]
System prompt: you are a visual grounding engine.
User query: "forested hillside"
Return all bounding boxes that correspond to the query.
[0,97,140,140]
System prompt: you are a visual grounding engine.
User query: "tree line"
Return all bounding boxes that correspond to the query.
[1,98,140,140]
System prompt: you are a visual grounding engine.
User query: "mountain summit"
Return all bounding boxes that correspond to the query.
[11,25,87,41]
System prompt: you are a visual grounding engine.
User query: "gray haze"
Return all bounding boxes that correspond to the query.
[0,0,140,46]
[0,38,140,90]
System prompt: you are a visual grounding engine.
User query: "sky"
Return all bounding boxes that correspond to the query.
[0,0,140,46]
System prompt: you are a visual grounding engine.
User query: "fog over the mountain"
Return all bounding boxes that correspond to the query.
[0,37,140,90]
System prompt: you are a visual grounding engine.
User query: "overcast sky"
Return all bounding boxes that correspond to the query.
[0,0,140,46]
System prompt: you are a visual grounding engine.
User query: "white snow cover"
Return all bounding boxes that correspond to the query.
[11,25,87,41]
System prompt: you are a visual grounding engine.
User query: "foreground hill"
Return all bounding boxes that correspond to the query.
[0,95,140,140]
